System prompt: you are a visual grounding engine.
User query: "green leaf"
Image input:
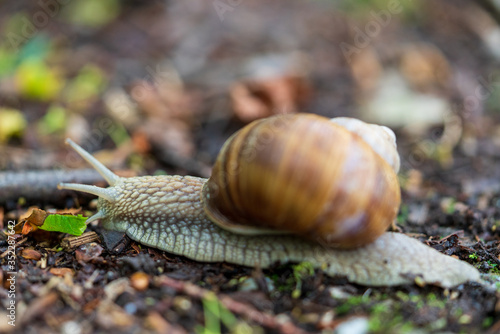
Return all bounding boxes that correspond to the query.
[15,58,64,101]
[39,214,87,236]
[62,0,121,28]
[38,105,67,135]
[0,108,27,143]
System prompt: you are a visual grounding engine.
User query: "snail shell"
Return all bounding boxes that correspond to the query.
[202,114,401,249]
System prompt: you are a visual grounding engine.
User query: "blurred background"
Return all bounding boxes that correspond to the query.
[0,0,500,200]
[3,1,500,333]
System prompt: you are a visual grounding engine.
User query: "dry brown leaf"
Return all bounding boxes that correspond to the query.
[131,243,141,253]
[141,119,194,159]
[130,78,193,123]
[83,298,101,314]
[404,169,424,196]
[348,48,382,94]
[24,208,48,227]
[20,248,42,261]
[18,208,49,235]
[21,221,35,235]
[75,243,104,262]
[145,311,186,334]
[230,75,310,123]
[19,292,59,325]
[96,302,135,329]
[49,268,75,277]
[132,131,152,155]
[399,43,451,93]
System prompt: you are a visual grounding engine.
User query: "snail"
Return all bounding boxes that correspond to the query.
[58,114,480,288]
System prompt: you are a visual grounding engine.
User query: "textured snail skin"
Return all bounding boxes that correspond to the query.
[90,174,480,288]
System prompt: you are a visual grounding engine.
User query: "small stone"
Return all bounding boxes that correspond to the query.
[130,272,149,291]
[334,316,369,334]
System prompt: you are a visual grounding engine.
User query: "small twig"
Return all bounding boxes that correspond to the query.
[0,169,105,204]
[475,239,500,266]
[61,231,100,250]
[0,237,27,258]
[156,275,308,333]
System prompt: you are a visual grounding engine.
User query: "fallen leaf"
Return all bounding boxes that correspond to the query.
[49,268,75,277]
[230,53,311,123]
[38,214,87,236]
[399,43,451,93]
[348,48,382,94]
[20,208,49,235]
[230,75,310,123]
[145,311,186,334]
[141,119,195,159]
[15,58,64,101]
[19,291,59,324]
[18,209,87,236]
[20,248,42,261]
[75,242,104,262]
[25,208,49,227]
[132,131,151,155]
[0,108,27,143]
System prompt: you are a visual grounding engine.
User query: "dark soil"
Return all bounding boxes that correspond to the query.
[2,0,500,333]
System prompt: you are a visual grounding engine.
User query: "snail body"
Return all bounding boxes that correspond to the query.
[58,114,480,288]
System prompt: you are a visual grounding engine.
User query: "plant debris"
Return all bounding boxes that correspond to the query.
[2,0,500,333]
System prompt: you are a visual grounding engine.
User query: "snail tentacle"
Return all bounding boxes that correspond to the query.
[57,182,118,203]
[65,138,120,186]
[85,210,107,224]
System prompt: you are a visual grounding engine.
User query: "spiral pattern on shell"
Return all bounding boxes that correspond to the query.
[202,113,401,249]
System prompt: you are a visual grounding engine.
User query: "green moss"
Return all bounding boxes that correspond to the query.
[397,204,409,224]
[426,293,446,309]
[37,105,67,135]
[15,57,64,101]
[269,262,316,298]
[63,64,107,108]
[483,317,494,328]
[292,262,315,297]
[196,292,239,334]
[487,260,500,274]
[333,290,459,333]
[395,291,410,302]
[428,318,447,331]
[61,0,121,28]
[368,300,415,334]
[336,295,368,314]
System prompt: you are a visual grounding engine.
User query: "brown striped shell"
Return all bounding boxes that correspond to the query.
[201,113,401,249]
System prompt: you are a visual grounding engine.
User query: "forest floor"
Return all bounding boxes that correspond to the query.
[1,0,500,333]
